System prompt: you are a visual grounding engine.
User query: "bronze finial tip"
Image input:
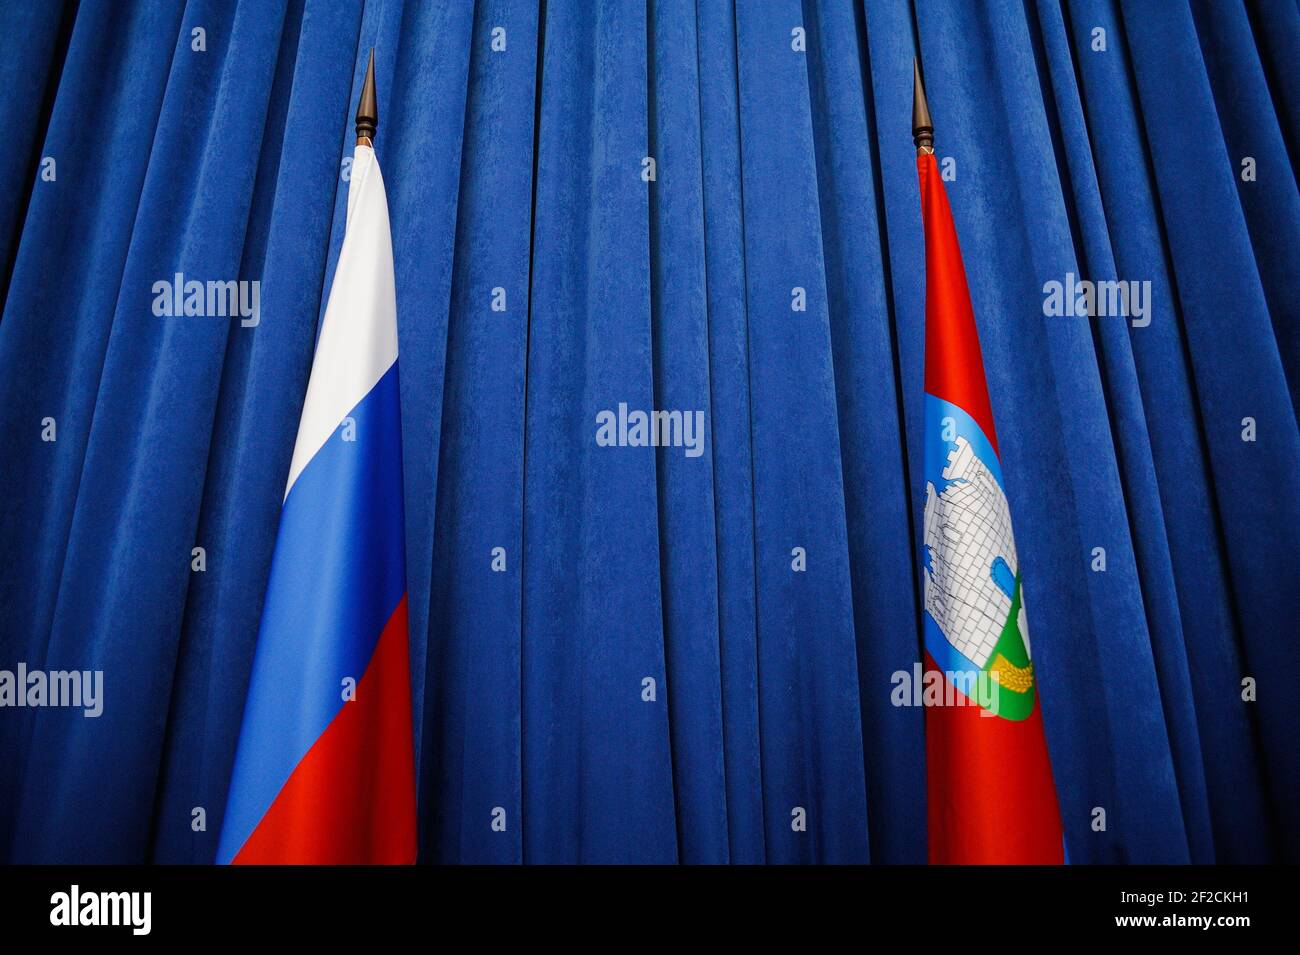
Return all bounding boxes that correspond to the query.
[355,48,377,145]
[912,58,934,155]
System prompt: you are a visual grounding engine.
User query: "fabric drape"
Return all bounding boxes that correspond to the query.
[0,0,1295,864]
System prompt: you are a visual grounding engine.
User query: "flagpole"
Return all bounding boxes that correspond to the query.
[356,48,377,147]
[912,58,934,156]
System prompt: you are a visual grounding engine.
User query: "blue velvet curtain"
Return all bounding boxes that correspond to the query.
[0,0,1296,864]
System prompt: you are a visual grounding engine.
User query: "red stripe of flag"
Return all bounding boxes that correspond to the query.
[233,596,417,864]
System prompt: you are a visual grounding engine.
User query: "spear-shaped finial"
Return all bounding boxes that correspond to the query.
[355,48,377,145]
[912,58,934,155]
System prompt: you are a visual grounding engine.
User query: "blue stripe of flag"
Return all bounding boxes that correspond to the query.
[217,363,407,863]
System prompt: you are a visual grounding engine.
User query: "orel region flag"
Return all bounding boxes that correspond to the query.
[917,150,1063,863]
[217,139,416,864]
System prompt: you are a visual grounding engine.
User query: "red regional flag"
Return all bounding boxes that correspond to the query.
[913,60,1064,864]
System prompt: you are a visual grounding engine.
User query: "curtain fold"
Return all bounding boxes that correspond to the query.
[0,0,1295,864]
[1034,0,1214,863]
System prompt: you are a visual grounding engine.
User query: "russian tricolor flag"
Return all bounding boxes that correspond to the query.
[217,135,416,864]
